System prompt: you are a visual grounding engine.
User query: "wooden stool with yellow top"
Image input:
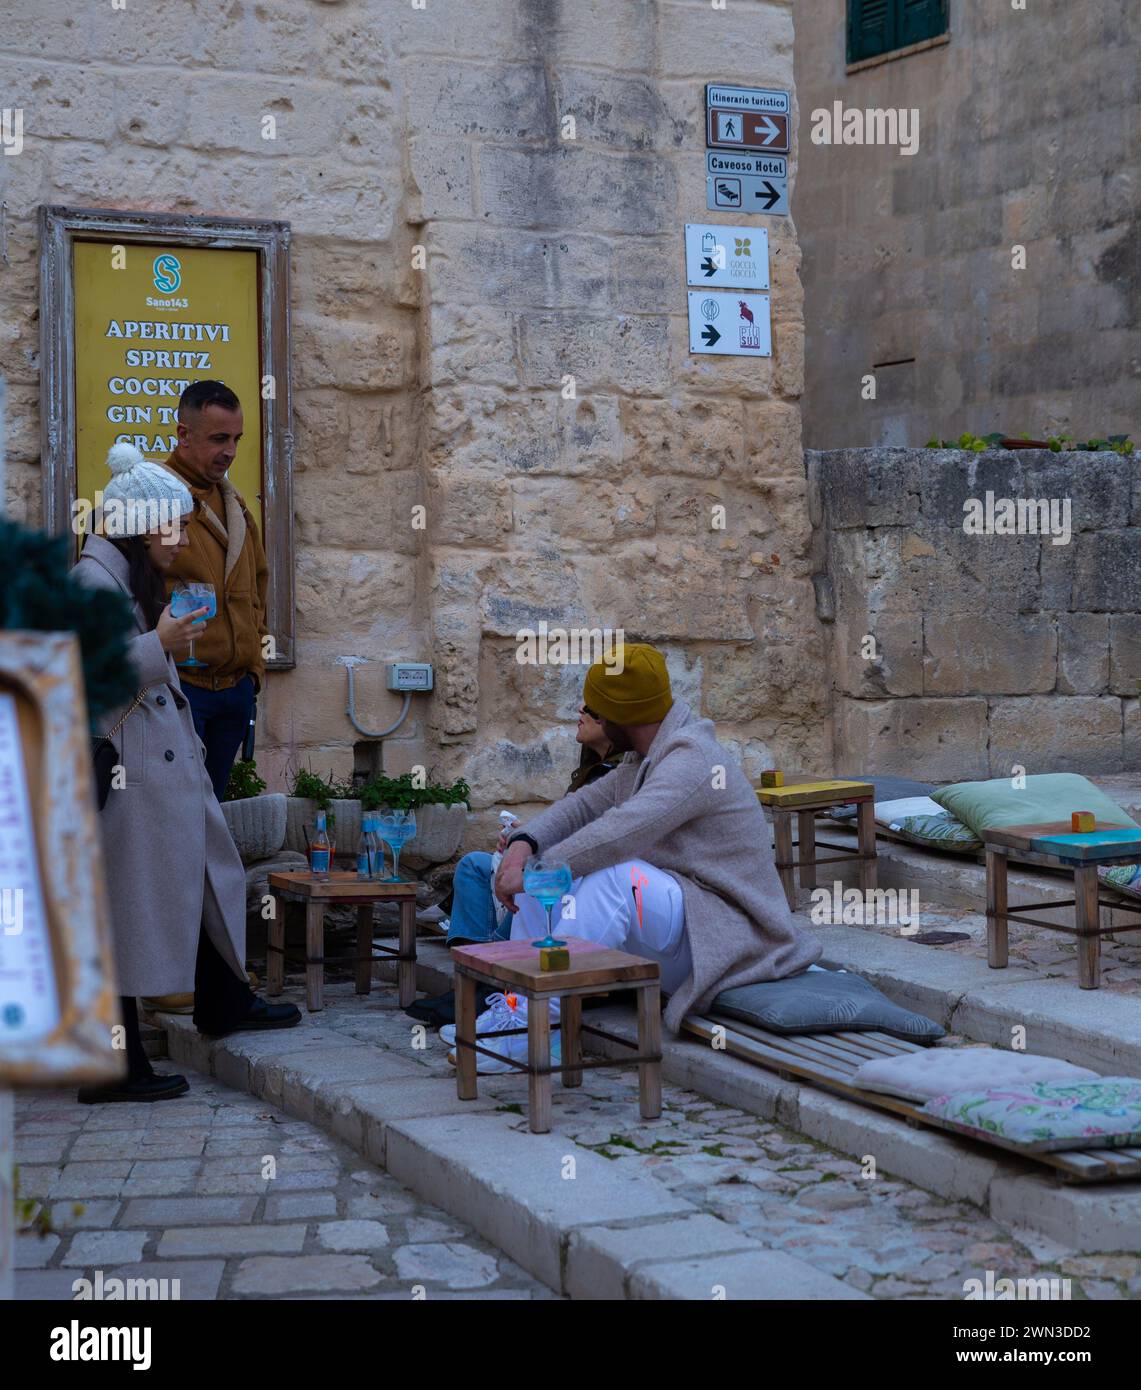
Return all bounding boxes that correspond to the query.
[755,773,877,911]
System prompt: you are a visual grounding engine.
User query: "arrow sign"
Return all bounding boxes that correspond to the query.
[701,256,718,278]
[754,180,781,211]
[755,115,781,146]
[707,103,790,155]
[701,324,721,347]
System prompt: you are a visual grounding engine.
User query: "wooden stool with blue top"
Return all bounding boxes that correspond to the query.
[983,821,1141,988]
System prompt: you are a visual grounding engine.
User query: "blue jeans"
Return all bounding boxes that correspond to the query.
[183,675,255,802]
[446,852,511,945]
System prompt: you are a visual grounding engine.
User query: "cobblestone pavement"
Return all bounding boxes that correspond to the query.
[295,982,1141,1301]
[12,1073,551,1301]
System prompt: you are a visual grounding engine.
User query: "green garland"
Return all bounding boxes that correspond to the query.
[0,518,136,725]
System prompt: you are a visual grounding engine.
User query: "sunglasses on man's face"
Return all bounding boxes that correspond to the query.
[581,705,599,720]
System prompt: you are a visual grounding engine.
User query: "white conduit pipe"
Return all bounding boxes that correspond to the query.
[345,663,412,739]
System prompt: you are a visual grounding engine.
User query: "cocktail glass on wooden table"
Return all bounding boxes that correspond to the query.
[983,822,1141,989]
[755,779,877,912]
[451,937,663,1135]
[265,871,419,1012]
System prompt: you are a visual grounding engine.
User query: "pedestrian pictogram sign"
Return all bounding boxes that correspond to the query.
[706,84,790,155]
[687,290,771,358]
[684,224,769,290]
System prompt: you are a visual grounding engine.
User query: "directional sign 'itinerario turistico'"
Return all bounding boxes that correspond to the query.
[705,84,790,154]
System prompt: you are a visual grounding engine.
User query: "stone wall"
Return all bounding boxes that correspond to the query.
[809,448,1141,779]
[0,0,823,842]
[794,0,1139,448]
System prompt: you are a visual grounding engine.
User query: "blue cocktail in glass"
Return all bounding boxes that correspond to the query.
[171,582,216,668]
[523,858,573,949]
[375,809,416,883]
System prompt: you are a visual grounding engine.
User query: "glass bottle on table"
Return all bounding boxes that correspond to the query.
[357,816,377,881]
[310,811,333,880]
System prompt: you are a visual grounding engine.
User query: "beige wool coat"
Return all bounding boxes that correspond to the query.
[520,698,822,1033]
[72,534,247,996]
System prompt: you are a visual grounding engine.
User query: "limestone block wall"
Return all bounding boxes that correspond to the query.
[794,0,1139,448]
[1,0,825,833]
[809,448,1141,780]
[0,0,428,795]
[411,0,828,840]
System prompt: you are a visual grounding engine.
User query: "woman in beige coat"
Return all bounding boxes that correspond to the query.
[72,444,299,1103]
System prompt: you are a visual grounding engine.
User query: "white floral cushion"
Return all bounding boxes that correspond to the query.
[922,1077,1141,1152]
[851,1047,1098,1103]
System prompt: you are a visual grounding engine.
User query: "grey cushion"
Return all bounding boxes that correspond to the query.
[712,969,945,1042]
[829,774,937,820]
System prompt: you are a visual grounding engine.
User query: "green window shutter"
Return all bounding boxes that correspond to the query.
[848,0,947,63]
[899,0,948,46]
[848,0,893,63]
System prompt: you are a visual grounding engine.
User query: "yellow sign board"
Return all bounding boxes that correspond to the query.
[72,240,263,532]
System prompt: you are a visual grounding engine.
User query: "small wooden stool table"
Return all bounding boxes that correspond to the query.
[451,937,662,1135]
[756,779,877,911]
[983,823,1141,989]
[266,871,419,1012]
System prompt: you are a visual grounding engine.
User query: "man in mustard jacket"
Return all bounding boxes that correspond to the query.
[163,380,268,800]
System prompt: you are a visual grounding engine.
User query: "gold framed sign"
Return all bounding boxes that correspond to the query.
[0,633,121,1087]
[39,206,295,668]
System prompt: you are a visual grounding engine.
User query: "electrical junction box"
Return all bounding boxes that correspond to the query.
[386,662,433,693]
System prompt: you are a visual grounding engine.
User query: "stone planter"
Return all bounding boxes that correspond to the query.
[401,803,469,868]
[222,793,287,864]
[284,797,362,856]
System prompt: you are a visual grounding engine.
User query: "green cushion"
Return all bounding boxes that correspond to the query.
[931,774,1138,837]
[891,811,983,853]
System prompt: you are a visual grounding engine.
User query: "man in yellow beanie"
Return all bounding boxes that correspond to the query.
[471,643,821,1070]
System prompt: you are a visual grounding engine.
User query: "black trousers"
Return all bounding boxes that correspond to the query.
[117,933,254,1081]
[119,995,154,1081]
[192,924,256,1036]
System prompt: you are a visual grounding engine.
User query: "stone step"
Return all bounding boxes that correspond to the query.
[388,940,1141,1253]
[158,1010,868,1301]
[140,1024,168,1060]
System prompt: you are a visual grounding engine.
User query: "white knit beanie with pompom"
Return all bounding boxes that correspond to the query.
[99,443,194,538]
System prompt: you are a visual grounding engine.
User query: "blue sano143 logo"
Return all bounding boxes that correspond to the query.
[152,253,182,293]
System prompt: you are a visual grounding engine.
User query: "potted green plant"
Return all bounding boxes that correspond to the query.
[362,773,471,866]
[284,767,362,857]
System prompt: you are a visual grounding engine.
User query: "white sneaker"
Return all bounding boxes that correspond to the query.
[440,991,525,1048]
[448,1031,562,1075]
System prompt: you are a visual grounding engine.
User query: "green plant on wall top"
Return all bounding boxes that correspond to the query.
[925,432,1134,455]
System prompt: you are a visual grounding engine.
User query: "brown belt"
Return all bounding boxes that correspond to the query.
[179,670,248,692]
